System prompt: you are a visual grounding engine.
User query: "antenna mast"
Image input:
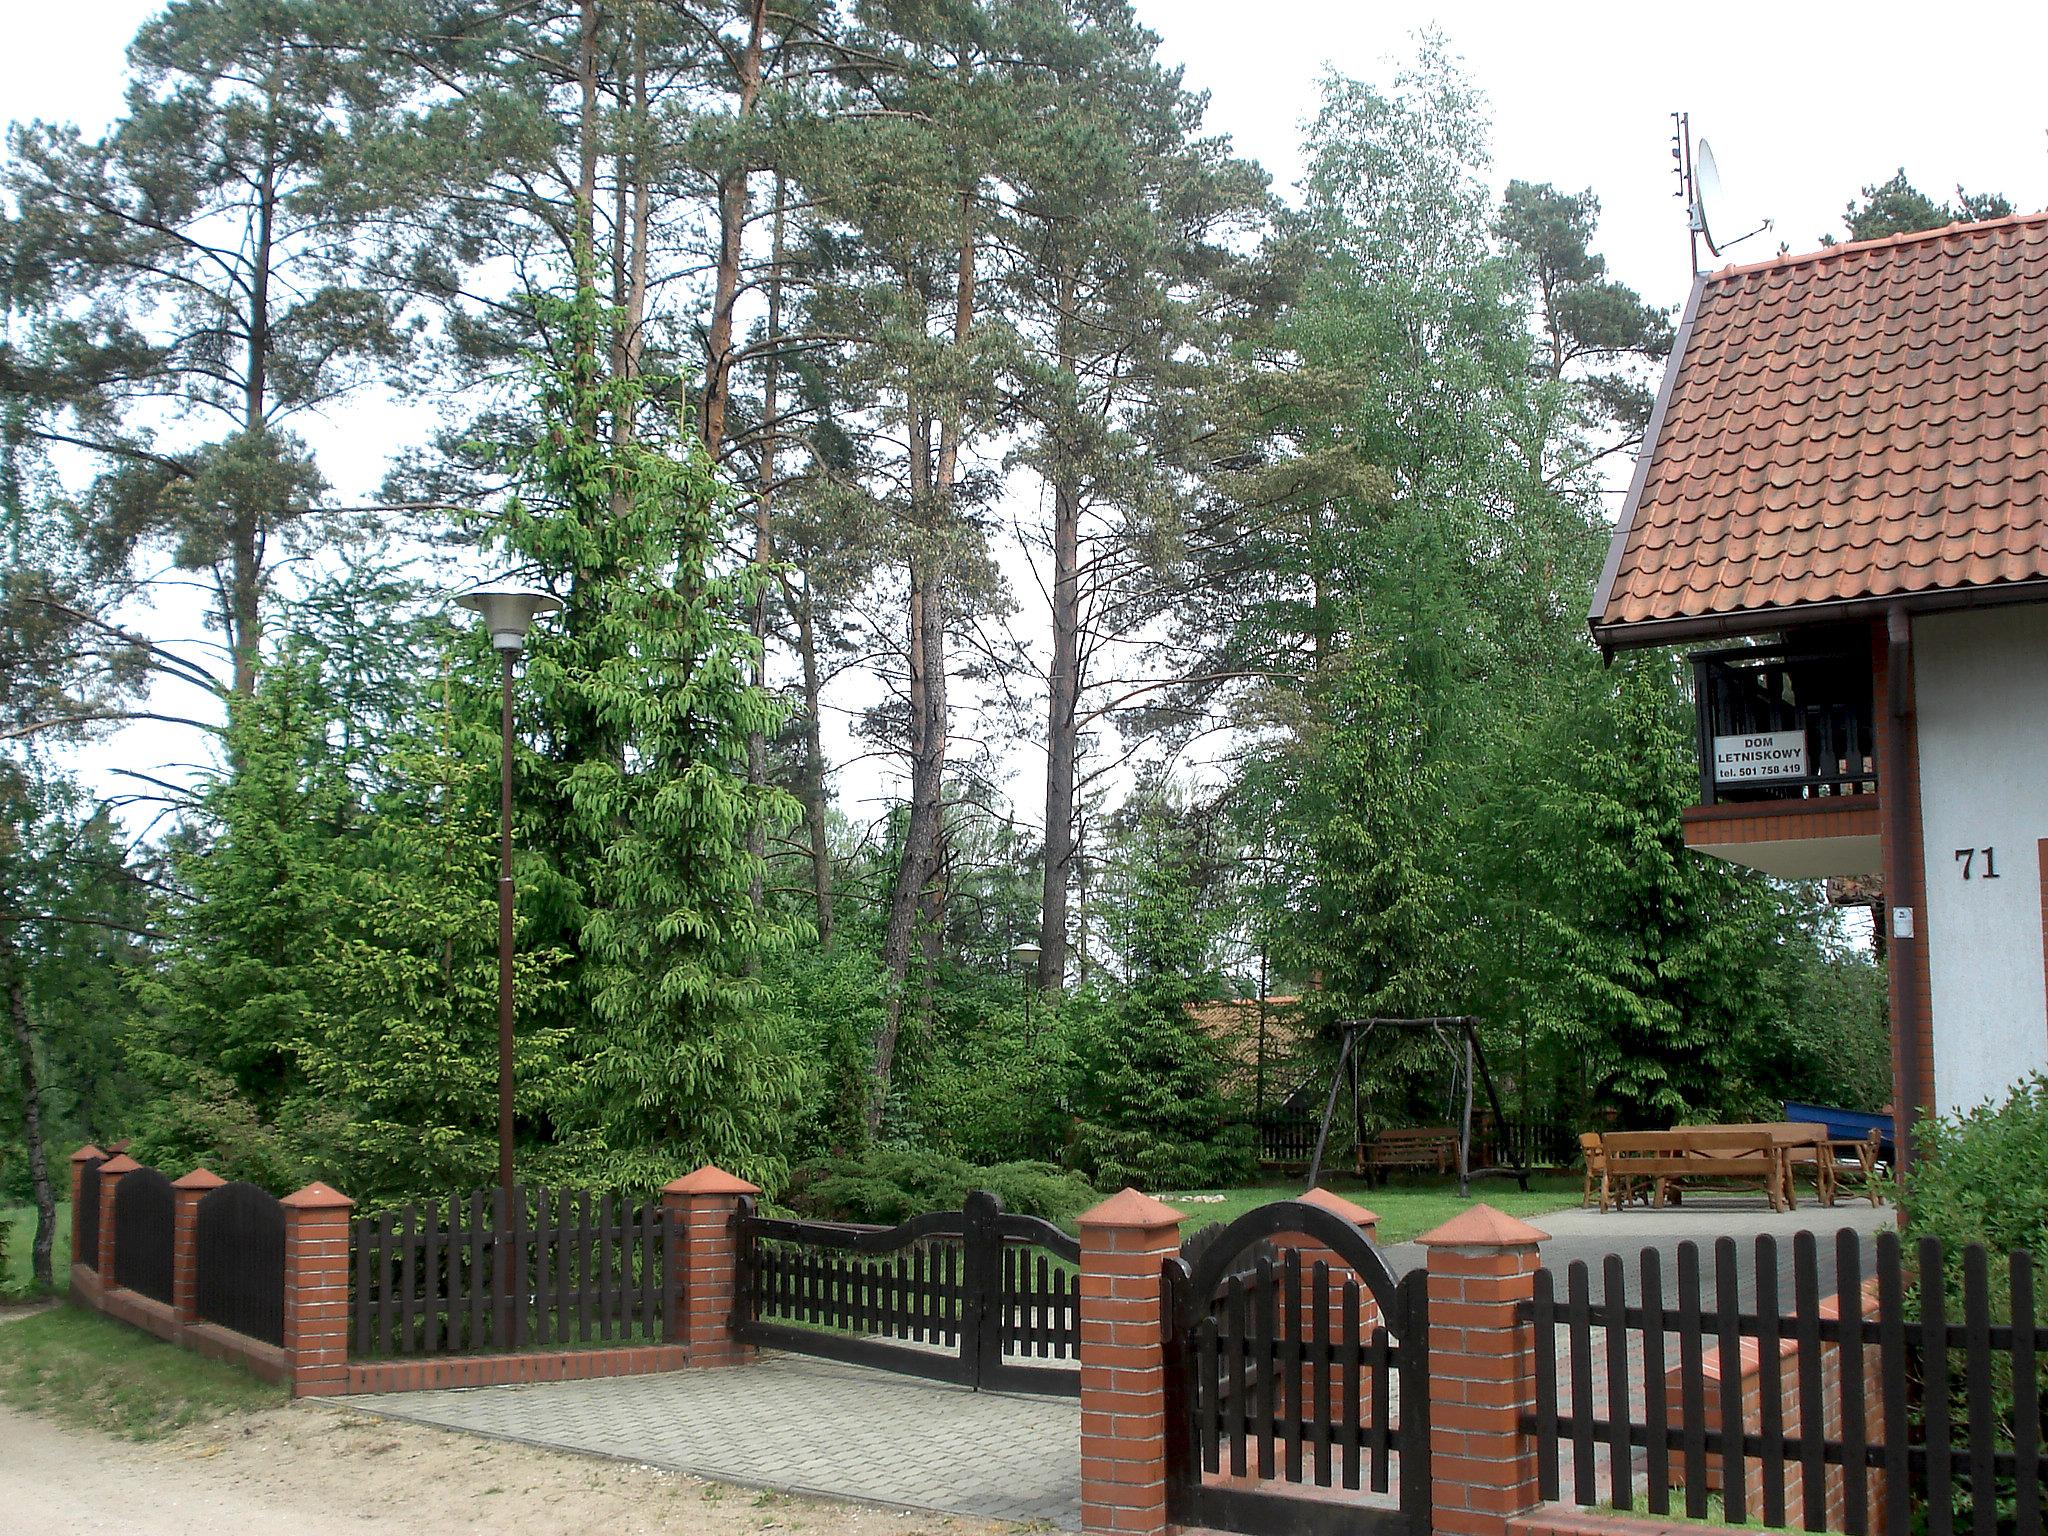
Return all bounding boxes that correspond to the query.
[1671,110,1699,274]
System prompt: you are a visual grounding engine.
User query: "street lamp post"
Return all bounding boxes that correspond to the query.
[455,585,561,1196]
[1009,940,1042,1030]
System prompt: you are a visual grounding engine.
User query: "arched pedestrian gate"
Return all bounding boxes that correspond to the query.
[1162,1201,1431,1535]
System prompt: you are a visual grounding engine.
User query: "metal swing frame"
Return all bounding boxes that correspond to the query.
[1304,1016,1531,1196]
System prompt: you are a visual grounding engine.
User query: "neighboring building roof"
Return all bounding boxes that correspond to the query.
[1591,212,2048,646]
[1186,996,1311,1096]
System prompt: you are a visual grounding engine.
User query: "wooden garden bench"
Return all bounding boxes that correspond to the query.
[1677,1121,1837,1207]
[1602,1128,1787,1212]
[1360,1126,1457,1180]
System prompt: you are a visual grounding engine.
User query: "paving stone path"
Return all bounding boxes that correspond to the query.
[345,1352,1082,1528]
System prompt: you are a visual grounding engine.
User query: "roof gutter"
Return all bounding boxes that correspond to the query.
[1591,576,2048,653]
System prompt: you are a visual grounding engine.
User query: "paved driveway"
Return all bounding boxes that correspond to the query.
[346,1353,1081,1529]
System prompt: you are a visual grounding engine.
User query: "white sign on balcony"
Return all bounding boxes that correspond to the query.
[1712,729,1810,784]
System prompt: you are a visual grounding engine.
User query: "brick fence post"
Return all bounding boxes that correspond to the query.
[1077,1187,1184,1536]
[171,1168,224,1325]
[95,1153,140,1285]
[663,1166,759,1366]
[1418,1204,1548,1536]
[281,1181,355,1398]
[68,1145,104,1272]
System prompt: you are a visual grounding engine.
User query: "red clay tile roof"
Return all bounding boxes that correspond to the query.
[1591,212,2048,644]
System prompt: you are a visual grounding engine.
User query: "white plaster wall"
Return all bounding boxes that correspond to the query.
[1914,604,2048,1115]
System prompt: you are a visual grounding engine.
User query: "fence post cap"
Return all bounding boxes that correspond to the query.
[98,1153,141,1176]
[1076,1187,1185,1229]
[662,1166,760,1197]
[70,1144,107,1163]
[1299,1186,1380,1227]
[280,1180,355,1211]
[1415,1203,1548,1248]
[173,1167,227,1191]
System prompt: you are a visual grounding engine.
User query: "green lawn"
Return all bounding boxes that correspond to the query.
[1152,1173,1580,1245]
[0,1305,285,1439]
[1,1200,70,1301]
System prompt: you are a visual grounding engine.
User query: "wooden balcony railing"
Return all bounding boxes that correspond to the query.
[1690,642,1878,807]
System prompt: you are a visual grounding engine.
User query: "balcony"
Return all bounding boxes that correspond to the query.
[1683,639,1881,880]
[1689,641,1877,806]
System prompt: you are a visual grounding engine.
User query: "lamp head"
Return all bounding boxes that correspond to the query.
[457,584,562,651]
[1009,941,1043,966]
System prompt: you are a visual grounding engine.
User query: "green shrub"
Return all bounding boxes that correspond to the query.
[1898,1074,2048,1531]
[782,1147,1099,1227]
[1900,1072,2048,1260]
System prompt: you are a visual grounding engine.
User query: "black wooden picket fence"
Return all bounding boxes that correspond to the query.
[1525,1228,2048,1536]
[350,1186,672,1357]
[732,1189,1081,1393]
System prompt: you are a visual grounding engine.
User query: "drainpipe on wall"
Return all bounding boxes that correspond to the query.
[1884,605,1925,1178]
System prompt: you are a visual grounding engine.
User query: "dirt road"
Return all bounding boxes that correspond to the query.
[0,1399,1014,1536]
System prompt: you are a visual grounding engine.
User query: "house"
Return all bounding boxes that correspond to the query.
[1590,213,2048,1164]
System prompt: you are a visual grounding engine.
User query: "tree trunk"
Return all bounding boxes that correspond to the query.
[1039,479,1081,992]
[870,190,976,1134]
[1037,268,1083,991]
[230,131,278,700]
[4,950,54,1290]
[748,175,786,911]
[794,579,834,942]
[699,0,766,457]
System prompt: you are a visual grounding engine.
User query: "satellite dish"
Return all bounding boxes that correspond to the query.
[1693,138,1773,258]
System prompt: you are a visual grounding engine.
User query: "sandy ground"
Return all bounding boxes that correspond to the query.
[0,1398,1019,1536]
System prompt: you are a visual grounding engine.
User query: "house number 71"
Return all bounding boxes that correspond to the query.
[1955,847,1999,880]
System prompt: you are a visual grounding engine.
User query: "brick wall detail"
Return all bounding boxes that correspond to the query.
[1660,1280,1886,1527]
[1077,1187,1184,1536]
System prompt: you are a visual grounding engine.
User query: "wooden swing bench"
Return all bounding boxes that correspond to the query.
[1358,1125,1458,1180]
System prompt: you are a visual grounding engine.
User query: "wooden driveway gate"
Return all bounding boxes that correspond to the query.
[1162,1200,1431,1536]
[731,1190,1080,1394]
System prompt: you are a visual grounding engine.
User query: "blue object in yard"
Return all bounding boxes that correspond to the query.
[1784,1101,1895,1163]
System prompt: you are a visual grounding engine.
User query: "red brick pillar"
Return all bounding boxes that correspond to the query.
[1077,1188,1185,1536]
[95,1154,140,1286]
[171,1168,223,1325]
[663,1166,759,1366]
[68,1145,104,1274]
[281,1181,355,1398]
[1418,1205,1548,1536]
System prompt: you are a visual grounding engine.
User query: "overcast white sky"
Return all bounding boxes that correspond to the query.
[10,2,2048,842]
